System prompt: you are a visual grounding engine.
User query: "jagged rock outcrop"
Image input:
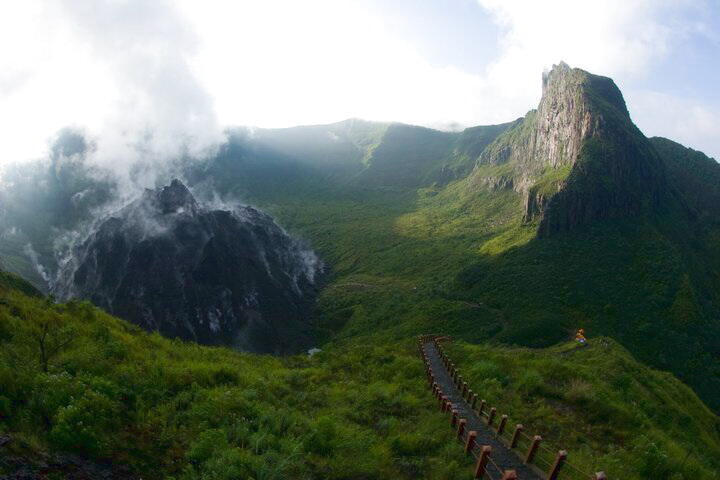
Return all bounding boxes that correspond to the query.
[473,62,669,236]
[53,180,321,354]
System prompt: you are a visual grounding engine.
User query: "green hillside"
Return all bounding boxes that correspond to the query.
[445,338,720,479]
[1,275,718,479]
[185,65,720,411]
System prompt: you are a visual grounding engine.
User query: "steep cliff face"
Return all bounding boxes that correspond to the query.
[53,180,321,354]
[473,62,669,235]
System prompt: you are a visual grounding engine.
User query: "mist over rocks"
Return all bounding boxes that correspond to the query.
[53,179,322,354]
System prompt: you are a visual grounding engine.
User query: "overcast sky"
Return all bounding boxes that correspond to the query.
[1,0,719,165]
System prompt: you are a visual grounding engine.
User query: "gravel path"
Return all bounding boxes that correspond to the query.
[422,340,543,480]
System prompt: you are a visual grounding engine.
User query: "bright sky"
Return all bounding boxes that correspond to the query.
[1,0,719,166]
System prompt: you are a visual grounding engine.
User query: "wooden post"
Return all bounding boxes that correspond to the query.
[471,394,478,409]
[547,450,567,480]
[510,424,523,448]
[496,414,508,436]
[501,470,518,480]
[451,409,458,428]
[464,431,477,454]
[457,418,466,440]
[478,399,486,416]
[593,473,607,480]
[462,382,468,398]
[474,446,492,479]
[525,435,542,464]
[487,407,497,426]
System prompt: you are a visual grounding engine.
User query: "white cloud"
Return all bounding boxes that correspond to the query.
[55,0,224,184]
[0,0,223,184]
[177,0,489,128]
[0,2,115,164]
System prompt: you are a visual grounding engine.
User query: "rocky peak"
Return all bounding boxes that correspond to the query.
[157,179,197,213]
[472,62,668,235]
[538,64,597,168]
[141,179,199,215]
[52,180,322,354]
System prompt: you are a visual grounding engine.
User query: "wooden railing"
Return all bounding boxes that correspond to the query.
[417,335,607,480]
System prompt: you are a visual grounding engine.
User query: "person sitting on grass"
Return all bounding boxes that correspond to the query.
[575,328,587,346]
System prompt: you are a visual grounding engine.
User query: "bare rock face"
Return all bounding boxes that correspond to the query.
[472,62,669,235]
[480,63,603,173]
[53,180,321,354]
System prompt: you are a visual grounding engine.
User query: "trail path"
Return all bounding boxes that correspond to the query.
[422,339,543,479]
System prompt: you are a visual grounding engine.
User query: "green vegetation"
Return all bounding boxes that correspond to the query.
[446,339,720,479]
[0,281,477,479]
[2,277,718,479]
[232,149,720,410]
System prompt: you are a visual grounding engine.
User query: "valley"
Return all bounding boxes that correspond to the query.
[1,63,720,479]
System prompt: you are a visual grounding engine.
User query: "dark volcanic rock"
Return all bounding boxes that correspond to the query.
[53,180,321,354]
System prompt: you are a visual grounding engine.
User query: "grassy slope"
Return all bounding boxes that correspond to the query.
[2,275,719,479]
[445,339,720,479]
[0,281,475,480]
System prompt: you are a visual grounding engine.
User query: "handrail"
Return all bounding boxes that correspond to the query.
[418,335,607,480]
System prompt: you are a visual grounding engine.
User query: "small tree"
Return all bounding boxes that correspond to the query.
[27,308,75,373]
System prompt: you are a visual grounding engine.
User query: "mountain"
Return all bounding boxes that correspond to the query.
[451,64,720,408]
[52,179,321,354]
[650,136,720,218]
[179,63,720,410]
[472,62,669,235]
[185,118,515,202]
[0,63,718,410]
